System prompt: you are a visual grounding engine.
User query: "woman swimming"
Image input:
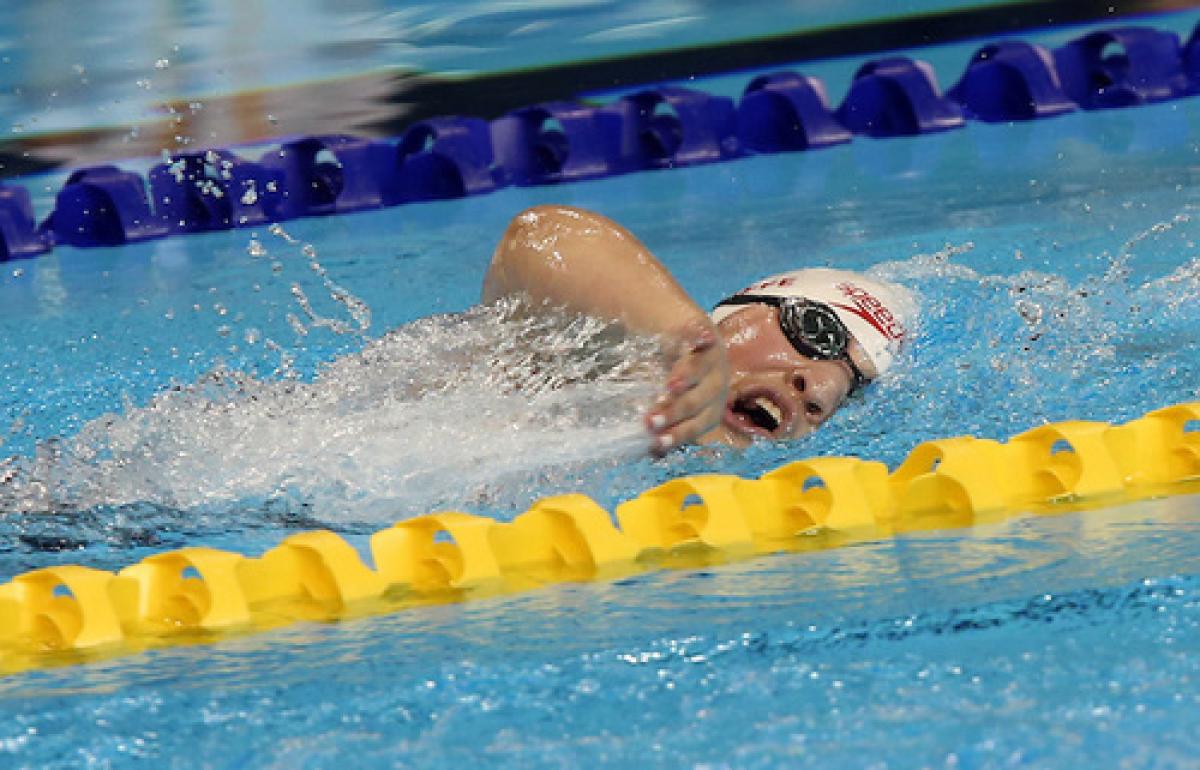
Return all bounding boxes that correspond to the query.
[484,205,916,452]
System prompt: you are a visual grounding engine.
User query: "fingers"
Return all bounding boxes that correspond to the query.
[650,350,723,423]
[648,405,723,453]
[644,316,729,454]
[662,357,703,398]
[645,359,727,452]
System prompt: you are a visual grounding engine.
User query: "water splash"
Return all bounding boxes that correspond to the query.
[0,298,661,523]
[837,220,1200,468]
[4,214,1198,530]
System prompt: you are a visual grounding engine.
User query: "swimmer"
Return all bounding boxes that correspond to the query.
[483,205,915,451]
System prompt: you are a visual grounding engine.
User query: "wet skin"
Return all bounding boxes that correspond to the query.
[483,204,876,452]
[697,303,874,448]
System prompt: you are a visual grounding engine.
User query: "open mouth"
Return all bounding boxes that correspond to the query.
[725,389,790,438]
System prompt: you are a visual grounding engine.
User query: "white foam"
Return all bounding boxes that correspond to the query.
[0,299,661,522]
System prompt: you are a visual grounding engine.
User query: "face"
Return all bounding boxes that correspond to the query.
[706,304,863,447]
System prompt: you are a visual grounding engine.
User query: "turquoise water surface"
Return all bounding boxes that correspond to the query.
[1,6,1199,769]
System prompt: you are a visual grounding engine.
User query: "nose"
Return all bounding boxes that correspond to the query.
[779,369,818,430]
[790,371,807,397]
[785,361,845,427]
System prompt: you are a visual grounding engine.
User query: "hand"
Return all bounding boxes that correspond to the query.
[644,317,730,453]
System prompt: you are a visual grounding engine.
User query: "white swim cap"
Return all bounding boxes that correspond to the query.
[711,268,916,375]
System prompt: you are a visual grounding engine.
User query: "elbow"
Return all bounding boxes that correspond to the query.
[501,205,590,251]
[485,205,592,300]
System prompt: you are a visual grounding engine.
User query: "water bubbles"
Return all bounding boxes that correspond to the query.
[1015,299,1043,327]
[286,312,308,337]
[136,78,153,90]
[154,58,170,70]
[246,238,266,258]
[268,220,296,241]
[240,187,259,206]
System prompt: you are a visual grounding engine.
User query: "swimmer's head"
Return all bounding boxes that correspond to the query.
[706,268,915,445]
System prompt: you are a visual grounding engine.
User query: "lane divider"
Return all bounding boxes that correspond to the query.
[2,21,1200,258]
[1,401,1197,675]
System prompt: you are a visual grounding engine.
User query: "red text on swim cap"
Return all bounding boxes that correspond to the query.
[832,282,907,342]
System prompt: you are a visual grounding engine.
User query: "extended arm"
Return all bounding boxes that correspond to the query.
[483,205,729,450]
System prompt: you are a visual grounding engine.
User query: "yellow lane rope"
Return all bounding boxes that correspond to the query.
[2,402,1197,675]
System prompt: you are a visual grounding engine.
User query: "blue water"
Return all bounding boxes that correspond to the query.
[2,7,1200,769]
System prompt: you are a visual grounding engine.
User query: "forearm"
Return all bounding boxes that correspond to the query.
[483,205,707,336]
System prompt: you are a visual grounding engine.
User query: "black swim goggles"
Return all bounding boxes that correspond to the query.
[714,294,868,392]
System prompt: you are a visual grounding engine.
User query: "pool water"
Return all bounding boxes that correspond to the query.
[2,8,1200,770]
